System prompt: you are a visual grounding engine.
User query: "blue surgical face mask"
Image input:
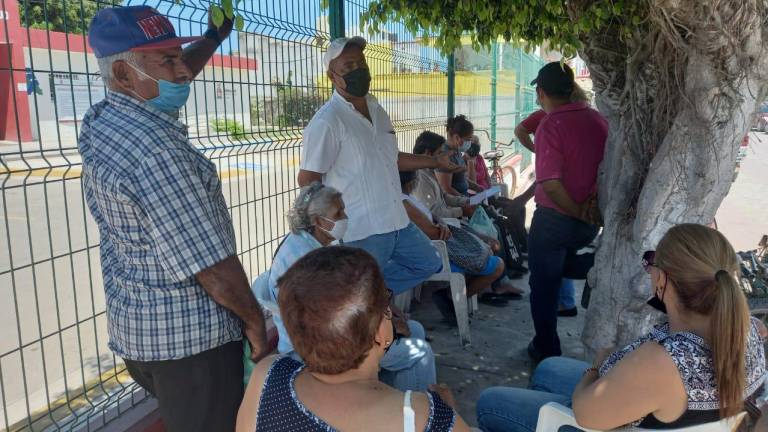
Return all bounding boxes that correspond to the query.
[128,63,191,114]
[459,140,472,152]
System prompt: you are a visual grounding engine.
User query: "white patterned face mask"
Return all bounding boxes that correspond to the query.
[319,216,348,240]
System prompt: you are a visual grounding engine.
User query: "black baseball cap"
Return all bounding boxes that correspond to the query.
[530,62,575,97]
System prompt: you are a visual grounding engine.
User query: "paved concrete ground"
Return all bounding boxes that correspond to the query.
[717,131,768,251]
[409,278,587,428]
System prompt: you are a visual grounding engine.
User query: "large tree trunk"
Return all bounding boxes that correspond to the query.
[573,0,768,352]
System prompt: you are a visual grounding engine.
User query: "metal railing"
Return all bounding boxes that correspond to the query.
[0,0,543,430]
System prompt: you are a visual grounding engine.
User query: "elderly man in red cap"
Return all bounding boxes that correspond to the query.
[78,6,267,431]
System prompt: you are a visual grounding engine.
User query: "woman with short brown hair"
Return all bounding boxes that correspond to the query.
[237,246,470,432]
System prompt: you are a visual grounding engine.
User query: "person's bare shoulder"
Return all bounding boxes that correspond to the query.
[411,392,471,432]
[236,354,281,432]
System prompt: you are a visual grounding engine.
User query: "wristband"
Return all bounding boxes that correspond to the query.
[203,28,222,45]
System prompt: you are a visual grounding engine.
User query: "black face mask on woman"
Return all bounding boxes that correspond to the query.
[647,276,668,314]
[339,67,371,97]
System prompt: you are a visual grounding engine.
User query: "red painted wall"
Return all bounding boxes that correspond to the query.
[0,1,257,142]
[0,2,34,141]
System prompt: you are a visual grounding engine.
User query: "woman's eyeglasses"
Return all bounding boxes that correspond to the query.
[642,250,656,274]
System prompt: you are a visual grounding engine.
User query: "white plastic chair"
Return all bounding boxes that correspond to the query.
[535,402,746,432]
[427,240,477,347]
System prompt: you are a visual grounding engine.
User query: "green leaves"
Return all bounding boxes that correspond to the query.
[211,4,225,28]
[235,15,244,31]
[359,0,648,57]
[222,0,234,20]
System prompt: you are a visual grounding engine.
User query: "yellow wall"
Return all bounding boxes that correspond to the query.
[316,69,517,99]
[316,39,519,98]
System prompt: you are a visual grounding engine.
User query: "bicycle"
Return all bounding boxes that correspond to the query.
[474,129,520,196]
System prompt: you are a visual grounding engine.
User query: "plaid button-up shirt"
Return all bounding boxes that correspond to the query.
[78,92,241,361]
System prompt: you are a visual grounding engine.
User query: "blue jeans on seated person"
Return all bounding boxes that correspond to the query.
[345,223,442,295]
[528,207,598,358]
[560,279,576,309]
[450,255,501,276]
[378,320,436,391]
[477,357,590,432]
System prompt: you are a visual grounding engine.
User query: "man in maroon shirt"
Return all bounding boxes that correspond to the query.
[527,62,608,361]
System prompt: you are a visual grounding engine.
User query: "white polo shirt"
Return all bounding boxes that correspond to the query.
[301,91,409,242]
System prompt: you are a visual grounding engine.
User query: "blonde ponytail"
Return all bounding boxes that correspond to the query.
[710,269,749,418]
[655,224,751,418]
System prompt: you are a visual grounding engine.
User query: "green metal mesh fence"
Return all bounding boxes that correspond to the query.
[0,0,542,429]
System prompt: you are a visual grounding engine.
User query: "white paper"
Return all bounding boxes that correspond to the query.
[469,186,501,206]
[443,218,461,228]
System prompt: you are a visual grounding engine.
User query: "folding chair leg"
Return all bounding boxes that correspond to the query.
[449,274,471,347]
[469,295,479,316]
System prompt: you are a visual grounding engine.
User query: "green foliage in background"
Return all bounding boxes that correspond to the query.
[361,0,646,56]
[275,84,329,128]
[211,118,248,140]
[18,0,108,34]
[251,82,329,129]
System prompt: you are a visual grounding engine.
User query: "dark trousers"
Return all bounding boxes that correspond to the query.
[528,207,598,357]
[125,341,244,432]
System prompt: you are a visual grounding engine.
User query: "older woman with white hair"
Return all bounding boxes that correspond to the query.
[254,181,437,392]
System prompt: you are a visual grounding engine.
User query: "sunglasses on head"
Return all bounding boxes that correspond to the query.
[642,250,656,273]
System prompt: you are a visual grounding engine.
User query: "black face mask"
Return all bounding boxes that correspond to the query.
[384,321,402,353]
[339,67,371,97]
[646,293,667,314]
[646,276,668,314]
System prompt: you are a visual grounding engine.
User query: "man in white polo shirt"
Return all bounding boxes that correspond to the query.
[298,36,455,295]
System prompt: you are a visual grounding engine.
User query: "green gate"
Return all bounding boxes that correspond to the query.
[0,1,542,430]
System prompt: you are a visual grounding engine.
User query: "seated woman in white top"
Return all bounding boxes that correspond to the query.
[476,224,766,431]
[400,170,523,306]
[237,246,471,432]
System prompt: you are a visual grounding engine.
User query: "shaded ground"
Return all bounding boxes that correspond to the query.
[410,279,587,427]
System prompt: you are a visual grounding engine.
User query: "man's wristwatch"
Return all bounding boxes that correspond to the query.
[203,28,222,46]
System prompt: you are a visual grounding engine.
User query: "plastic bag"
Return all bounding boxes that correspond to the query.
[468,206,498,238]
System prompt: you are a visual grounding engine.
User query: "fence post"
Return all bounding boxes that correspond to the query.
[490,41,498,150]
[515,48,523,154]
[447,52,455,119]
[329,0,345,39]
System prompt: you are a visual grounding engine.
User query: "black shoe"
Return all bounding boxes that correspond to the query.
[493,290,524,300]
[478,293,509,307]
[507,263,529,274]
[558,307,578,317]
[527,341,561,363]
[527,341,546,363]
[431,288,457,326]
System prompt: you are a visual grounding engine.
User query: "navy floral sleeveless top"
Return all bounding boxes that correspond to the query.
[599,318,766,428]
[255,357,456,431]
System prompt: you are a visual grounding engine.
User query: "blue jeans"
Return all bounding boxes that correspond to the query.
[477,357,590,432]
[346,223,442,295]
[528,207,597,357]
[560,279,576,309]
[379,320,436,391]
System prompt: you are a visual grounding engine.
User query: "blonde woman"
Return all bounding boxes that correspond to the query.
[477,224,766,431]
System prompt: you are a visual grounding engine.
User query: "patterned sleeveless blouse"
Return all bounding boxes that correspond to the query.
[599,318,766,428]
[255,357,457,431]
